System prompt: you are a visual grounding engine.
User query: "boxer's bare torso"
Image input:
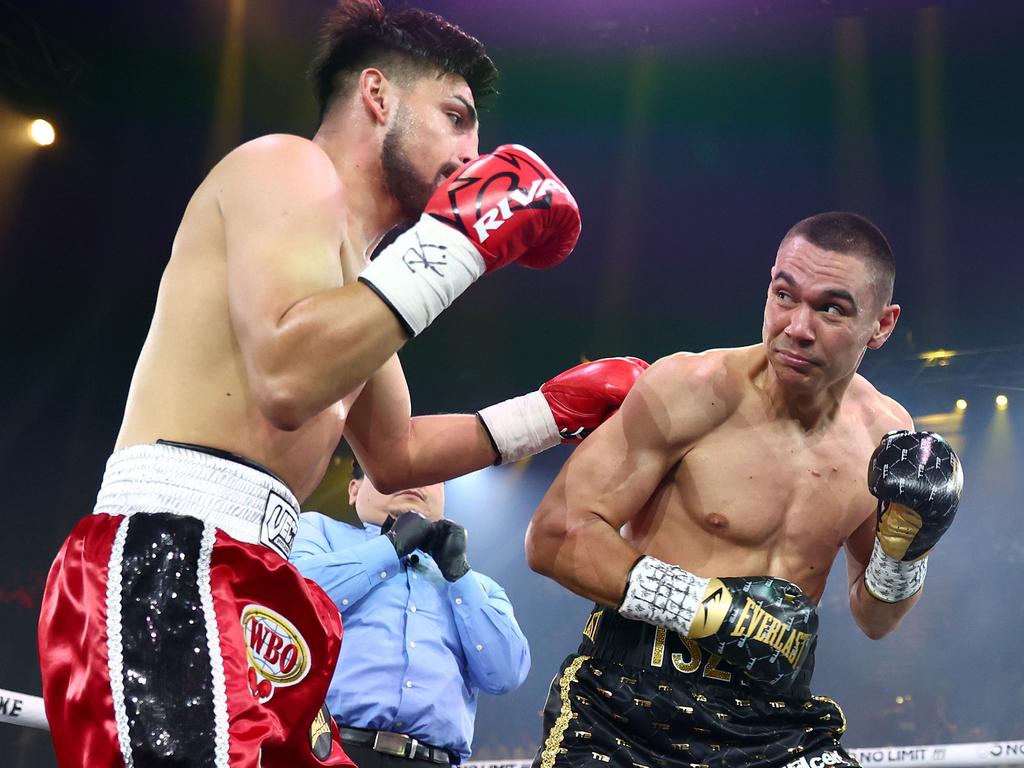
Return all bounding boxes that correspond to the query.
[622,345,908,601]
[116,135,367,500]
[528,344,913,609]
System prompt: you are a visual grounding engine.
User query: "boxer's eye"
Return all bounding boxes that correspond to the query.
[447,111,463,126]
[823,304,846,316]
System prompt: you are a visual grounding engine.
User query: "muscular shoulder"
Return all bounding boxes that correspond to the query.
[848,374,914,437]
[215,134,346,207]
[628,347,745,448]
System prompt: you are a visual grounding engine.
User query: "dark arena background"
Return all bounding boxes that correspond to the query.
[2,1,1023,765]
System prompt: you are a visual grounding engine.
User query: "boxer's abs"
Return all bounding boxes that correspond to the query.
[114,184,350,502]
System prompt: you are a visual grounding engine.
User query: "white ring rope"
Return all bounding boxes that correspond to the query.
[0,687,47,731]
[2,686,1022,767]
[464,746,1024,768]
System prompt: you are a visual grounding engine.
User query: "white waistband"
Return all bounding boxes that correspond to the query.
[93,443,301,559]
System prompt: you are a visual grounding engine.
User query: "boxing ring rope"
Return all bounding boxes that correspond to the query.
[2,686,1021,768]
[463,747,1024,768]
[0,687,47,731]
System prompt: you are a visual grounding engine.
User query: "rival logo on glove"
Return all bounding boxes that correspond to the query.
[471,177,568,243]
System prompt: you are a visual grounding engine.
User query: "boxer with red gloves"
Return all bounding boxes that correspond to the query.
[36,5,611,768]
[479,357,650,464]
[361,144,580,337]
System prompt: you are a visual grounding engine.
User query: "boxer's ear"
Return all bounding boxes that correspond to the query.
[358,67,392,125]
[868,303,900,350]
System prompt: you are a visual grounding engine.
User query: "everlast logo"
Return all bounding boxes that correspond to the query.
[730,597,811,666]
[473,178,567,243]
[242,604,311,698]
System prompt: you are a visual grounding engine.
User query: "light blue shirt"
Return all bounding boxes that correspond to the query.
[290,512,530,761]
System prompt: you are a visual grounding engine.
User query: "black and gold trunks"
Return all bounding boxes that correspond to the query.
[532,608,859,768]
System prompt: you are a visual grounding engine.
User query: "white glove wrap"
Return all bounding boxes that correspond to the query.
[359,215,486,336]
[864,538,929,603]
[618,555,709,637]
[477,391,561,464]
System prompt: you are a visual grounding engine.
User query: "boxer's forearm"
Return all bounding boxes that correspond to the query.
[526,495,642,608]
[350,414,498,494]
[849,573,920,639]
[246,282,409,430]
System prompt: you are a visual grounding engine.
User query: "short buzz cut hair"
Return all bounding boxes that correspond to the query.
[783,212,896,305]
[309,0,499,123]
[351,457,364,480]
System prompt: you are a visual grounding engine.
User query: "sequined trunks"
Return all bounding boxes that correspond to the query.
[37,443,354,767]
[532,608,859,768]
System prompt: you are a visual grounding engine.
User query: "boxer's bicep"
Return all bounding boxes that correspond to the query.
[220,137,347,383]
[528,358,708,605]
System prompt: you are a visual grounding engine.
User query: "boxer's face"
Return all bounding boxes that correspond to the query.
[349,476,446,526]
[762,236,899,391]
[382,72,480,224]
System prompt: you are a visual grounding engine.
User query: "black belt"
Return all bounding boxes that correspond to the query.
[336,725,453,766]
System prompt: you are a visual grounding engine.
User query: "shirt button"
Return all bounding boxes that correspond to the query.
[380,571,388,578]
[395,721,404,728]
[341,599,349,606]
[454,597,463,605]
[409,641,416,649]
[410,605,417,613]
[475,644,483,652]
[405,680,413,688]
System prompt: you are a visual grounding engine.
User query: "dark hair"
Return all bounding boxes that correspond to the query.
[783,212,896,304]
[309,1,499,122]
[351,457,364,480]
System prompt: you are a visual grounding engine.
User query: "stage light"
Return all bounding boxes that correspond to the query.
[955,399,968,412]
[918,348,957,367]
[29,119,55,146]
[995,394,1008,410]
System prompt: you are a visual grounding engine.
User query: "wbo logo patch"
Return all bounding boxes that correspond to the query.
[241,604,311,703]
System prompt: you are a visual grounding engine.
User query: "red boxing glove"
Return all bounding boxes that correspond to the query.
[425,144,581,272]
[541,357,650,441]
[478,357,650,464]
[359,144,581,336]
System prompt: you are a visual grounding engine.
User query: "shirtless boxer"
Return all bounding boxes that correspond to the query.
[36,3,648,766]
[526,212,963,768]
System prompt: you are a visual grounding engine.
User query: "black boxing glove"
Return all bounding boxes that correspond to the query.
[428,520,471,582]
[383,512,434,559]
[618,557,817,687]
[864,430,964,603]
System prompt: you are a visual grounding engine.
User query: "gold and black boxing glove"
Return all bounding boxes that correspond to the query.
[618,557,817,687]
[864,430,964,603]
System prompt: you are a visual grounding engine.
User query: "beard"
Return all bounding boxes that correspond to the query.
[381,109,461,225]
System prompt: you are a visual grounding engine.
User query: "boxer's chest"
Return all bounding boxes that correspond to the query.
[672,414,875,549]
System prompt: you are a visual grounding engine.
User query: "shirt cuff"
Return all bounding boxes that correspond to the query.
[448,572,488,611]
[360,535,402,586]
